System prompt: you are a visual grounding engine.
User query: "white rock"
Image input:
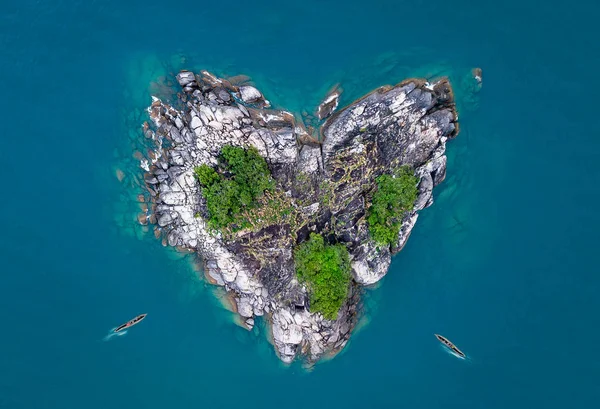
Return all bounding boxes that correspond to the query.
[234,272,251,292]
[237,297,254,317]
[279,354,294,364]
[161,191,186,205]
[352,105,365,116]
[293,313,305,326]
[177,208,196,224]
[191,115,202,129]
[239,86,263,103]
[208,121,223,131]
[301,202,320,216]
[273,321,303,345]
[198,105,215,123]
[396,213,419,252]
[351,257,390,286]
[157,212,174,227]
[220,268,237,283]
[280,309,294,325]
[238,104,249,117]
[176,71,196,87]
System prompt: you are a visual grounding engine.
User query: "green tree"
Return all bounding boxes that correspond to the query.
[294,233,351,320]
[194,164,219,186]
[193,146,275,230]
[367,165,419,246]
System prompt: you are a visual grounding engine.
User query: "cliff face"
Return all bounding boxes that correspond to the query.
[141,70,458,363]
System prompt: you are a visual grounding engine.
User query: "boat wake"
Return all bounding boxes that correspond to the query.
[440,344,471,362]
[102,328,128,342]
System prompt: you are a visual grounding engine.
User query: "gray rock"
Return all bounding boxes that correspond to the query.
[317,87,341,120]
[473,67,483,87]
[208,121,223,131]
[414,172,433,211]
[176,71,197,89]
[157,212,175,227]
[395,213,418,253]
[218,89,231,102]
[238,85,264,104]
[237,297,254,317]
[144,175,159,184]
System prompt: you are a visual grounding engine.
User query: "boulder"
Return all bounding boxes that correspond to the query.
[237,297,254,318]
[317,86,341,120]
[176,71,197,89]
[238,85,264,104]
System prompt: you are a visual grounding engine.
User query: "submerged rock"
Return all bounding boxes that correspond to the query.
[140,70,458,364]
[316,85,342,120]
[472,67,483,88]
[459,68,483,112]
[115,168,125,182]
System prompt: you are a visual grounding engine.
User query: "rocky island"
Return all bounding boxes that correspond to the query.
[140,69,458,363]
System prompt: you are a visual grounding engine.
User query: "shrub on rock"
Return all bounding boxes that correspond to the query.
[294,233,351,320]
[194,146,275,229]
[367,165,419,246]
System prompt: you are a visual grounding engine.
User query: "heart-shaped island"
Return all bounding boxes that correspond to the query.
[141,70,458,364]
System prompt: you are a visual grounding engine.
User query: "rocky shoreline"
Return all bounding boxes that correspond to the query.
[139,69,458,363]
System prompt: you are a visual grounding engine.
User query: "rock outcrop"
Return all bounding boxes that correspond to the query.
[317,85,342,120]
[140,70,458,363]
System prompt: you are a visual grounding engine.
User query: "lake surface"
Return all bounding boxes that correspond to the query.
[1,0,599,408]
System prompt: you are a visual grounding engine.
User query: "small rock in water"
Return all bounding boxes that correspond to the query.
[239,85,264,104]
[176,70,197,89]
[137,213,148,225]
[227,74,251,86]
[115,169,125,182]
[472,67,483,88]
[317,85,342,120]
[460,68,483,111]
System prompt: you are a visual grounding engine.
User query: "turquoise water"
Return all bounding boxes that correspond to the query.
[1,0,599,408]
